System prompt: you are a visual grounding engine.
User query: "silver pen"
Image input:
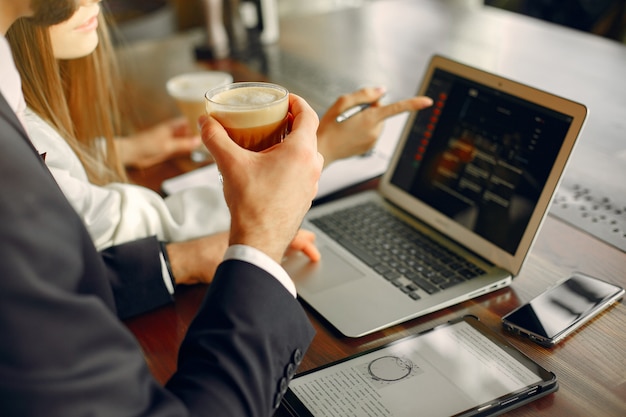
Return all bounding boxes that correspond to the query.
[335,95,386,123]
[335,102,372,123]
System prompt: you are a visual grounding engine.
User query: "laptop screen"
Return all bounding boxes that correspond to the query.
[389,68,574,254]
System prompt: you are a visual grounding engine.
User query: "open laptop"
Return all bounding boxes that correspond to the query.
[283,55,587,338]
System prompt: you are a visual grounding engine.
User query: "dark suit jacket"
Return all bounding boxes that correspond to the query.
[0,93,315,416]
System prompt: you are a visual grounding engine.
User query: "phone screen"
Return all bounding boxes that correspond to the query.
[502,273,624,346]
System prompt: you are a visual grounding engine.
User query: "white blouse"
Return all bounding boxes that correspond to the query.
[24,108,230,250]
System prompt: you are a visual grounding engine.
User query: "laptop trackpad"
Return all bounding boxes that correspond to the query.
[284,246,365,294]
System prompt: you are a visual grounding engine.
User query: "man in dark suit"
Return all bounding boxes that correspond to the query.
[0,1,322,415]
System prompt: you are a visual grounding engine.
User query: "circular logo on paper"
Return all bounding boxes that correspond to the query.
[363,355,421,387]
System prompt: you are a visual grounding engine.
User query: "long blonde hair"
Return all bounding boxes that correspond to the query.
[6,13,127,184]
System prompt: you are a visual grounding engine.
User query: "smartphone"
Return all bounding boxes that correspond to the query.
[502,272,624,347]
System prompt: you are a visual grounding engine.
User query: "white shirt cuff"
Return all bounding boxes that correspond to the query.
[159,251,175,295]
[223,245,296,298]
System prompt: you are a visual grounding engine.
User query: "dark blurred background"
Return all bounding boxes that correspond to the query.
[103,0,626,45]
[485,0,626,42]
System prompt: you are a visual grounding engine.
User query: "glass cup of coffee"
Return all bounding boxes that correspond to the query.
[205,82,289,152]
[166,71,233,161]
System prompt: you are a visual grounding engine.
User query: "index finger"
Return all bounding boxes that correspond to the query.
[371,96,433,122]
[288,93,320,138]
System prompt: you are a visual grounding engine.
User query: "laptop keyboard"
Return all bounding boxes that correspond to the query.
[310,202,486,300]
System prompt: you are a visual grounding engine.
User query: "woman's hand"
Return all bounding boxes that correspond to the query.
[116,117,203,168]
[317,87,433,167]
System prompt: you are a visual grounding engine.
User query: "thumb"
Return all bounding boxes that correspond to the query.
[199,115,239,168]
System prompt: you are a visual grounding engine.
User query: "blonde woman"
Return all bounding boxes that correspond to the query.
[7,1,432,251]
[8,3,236,253]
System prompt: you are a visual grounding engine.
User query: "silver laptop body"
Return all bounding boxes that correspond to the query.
[284,55,587,337]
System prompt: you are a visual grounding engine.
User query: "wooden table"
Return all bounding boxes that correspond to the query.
[124,1,626,415]
[124,176,626,416]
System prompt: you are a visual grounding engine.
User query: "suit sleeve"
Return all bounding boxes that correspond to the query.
[166,260,316,417]
[101,236,174,319]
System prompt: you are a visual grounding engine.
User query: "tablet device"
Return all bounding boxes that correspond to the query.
[281,316,557,417]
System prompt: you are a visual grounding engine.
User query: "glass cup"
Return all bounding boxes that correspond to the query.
[166,71,233,161]
[205,82,289,152]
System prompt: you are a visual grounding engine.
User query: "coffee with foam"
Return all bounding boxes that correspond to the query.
[166,71,233,134]
[206,82,289,151]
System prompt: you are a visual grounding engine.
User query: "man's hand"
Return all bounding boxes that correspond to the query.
[166,232,229,286]
[200,94,323,264]
[164,229,320,286]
